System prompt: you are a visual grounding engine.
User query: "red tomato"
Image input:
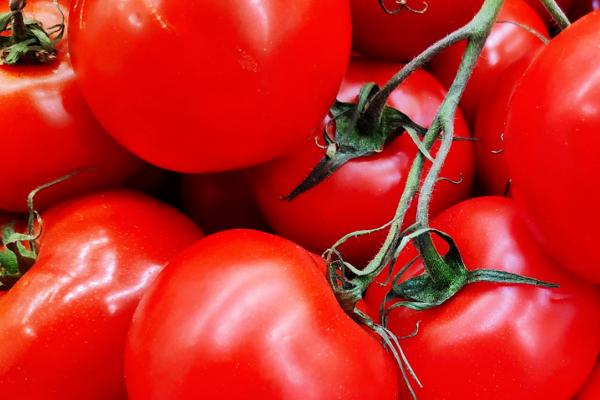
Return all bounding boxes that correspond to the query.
[125,229,399,399]
[577,362,600,400]
[525,0,575,21]
[430,0,548,124]
[505,12,600,283]
[473,56,536,195]
[250,59,474,265]
[0,191,202,399]
[366,197,600,399]
[0,0,142,212]
[350,0,483,62]
[180,172,268,234]
[69,0,351,173]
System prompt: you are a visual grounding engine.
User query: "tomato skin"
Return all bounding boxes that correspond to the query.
[505,12,600,283]
[577,363,600,400]
[69,0,351,173]
[125,229,398,400]
[473,56,536,195]
[0,191,202,399]
[250,59,473,264]
[430,0,548,124]
[350,0,483,62]
[180,172,268,234]
[366,197,600,399]
[0,1,143,212]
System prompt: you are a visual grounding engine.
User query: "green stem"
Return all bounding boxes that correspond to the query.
[327,0,507,309]
[539,0,570,29]
[9,0,26,41]
[413,1,503,277]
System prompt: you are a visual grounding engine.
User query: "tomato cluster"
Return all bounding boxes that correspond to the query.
[0,0,599,399]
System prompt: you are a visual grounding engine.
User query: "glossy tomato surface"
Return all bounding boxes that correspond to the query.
[0,0,142,212]
[125,230,398,400]
[430,0,548,124]
[0,191,202,399]
[250,59,474,265]
[577,362,600,400]
[69,0,351,172]
[350,0,483,62]
[506,11,600,283]
[366,197,600,399]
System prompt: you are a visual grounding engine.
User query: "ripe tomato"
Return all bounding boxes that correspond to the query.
[69,0,351,173]
[0,191,202,399]
[0,0,142,212]
[250,59,474,265]
[180,172,268,234]
[430,0,548,124]
[473,56,537,195]
[366,197,600,399]
[577,362,600,400]
[505,11,600,283]
[125,229,399,399]
[350,0,483,62]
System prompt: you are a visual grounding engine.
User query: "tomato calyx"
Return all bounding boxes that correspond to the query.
[383,228,558,313]
[378,0,429,15]
[286,83,427,200]
[0,0,65,65]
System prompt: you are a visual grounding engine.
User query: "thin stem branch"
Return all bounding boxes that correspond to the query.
[10,0,26,41]
[539,0,571,29]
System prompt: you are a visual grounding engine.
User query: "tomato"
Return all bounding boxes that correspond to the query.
[350,0,483,62]
[250,59,474,265]
[505,12,600,283]
[472,56,537,195]
[366,197,600,399]
[180,172,268,234]
[430,0,548,124]
[125,229,398,399]
[69,0,351,173]
[577,362,600,400]
[525,0,575,21]
[0,0,143,212]
[0,191,202,399]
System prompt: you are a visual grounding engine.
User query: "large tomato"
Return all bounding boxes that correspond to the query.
[69,0,351,173]
[250,59,474,265]
[125,229,399,399]
[366,197,600,399]
[577,362,600,400]
[350,0,483,62]
[430,0,548,124]
[0,0,142,212]
[505,11,600,283]
[0,191,202,399]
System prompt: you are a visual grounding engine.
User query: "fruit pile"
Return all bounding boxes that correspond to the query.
[0,0,598,399]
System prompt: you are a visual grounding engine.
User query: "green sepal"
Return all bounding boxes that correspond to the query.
[386,228,558,312]
[285,83,427,200]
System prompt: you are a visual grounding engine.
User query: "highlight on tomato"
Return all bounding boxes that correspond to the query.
[366,197,600,399]
[505,10,600,283]
[0,191,202,399]
[0,0,143,212]
[125,229,399,400]
[69,0,352,173]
